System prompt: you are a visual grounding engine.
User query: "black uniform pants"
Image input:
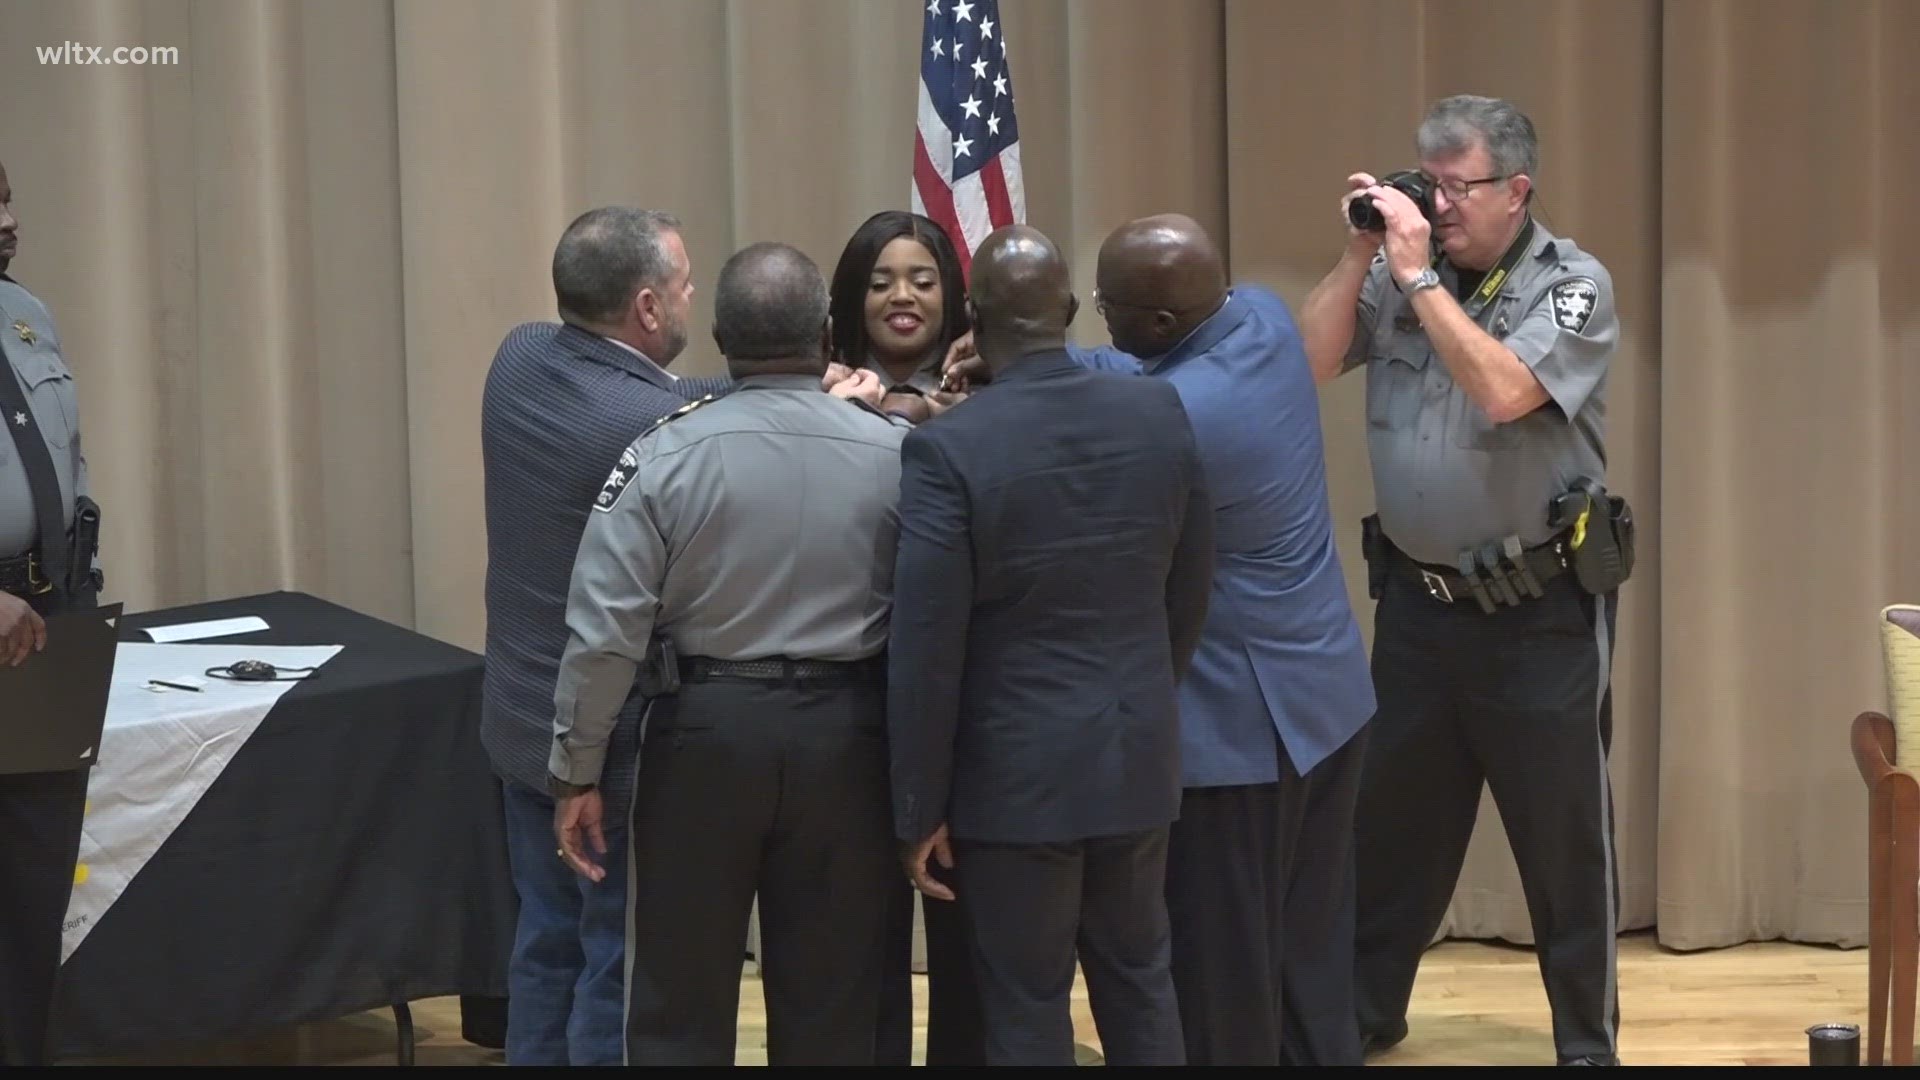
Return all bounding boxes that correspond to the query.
[1165,723,1369,1067]
[0,588,94,1067]
[620,675,896,1066]
[953,826,1184,1067]
[876,867,984,1065]
[1353,560,1621,1066]
[0,766,87,1066]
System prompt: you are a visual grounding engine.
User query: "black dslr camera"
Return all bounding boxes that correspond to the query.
[1347,170,1437,232]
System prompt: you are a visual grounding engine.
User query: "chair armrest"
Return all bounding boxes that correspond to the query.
[1857,711,1901,785]
[1856,711,1920,816]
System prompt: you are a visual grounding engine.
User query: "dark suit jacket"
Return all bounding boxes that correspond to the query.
[479,322,727,810]
[888,348,1214,847]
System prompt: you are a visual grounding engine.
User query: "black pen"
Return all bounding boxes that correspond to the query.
[148,679,202,693]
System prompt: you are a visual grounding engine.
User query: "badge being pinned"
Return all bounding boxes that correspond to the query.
[12,320,36,345]
[1549,278,1599,334]
[594,446,640,513]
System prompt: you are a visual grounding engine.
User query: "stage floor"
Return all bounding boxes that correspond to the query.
[80,931,1871,1066]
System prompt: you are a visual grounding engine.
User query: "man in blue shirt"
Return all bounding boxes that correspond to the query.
[945,213,1377,1065]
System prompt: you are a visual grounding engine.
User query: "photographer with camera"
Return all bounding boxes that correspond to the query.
[1298,95,1629,1067]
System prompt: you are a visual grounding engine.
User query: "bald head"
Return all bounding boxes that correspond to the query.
[969,225,1078,365]
[1094,213,1228,358]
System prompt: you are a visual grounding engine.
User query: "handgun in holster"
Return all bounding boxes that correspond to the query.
[636,632,682,699]
[1360,513,1388,600]
[1548,479,1636,596]
[65,496,105,598]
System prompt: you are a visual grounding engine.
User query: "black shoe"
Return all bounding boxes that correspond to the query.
[1560,1054,1619,1065]
[1360,1023,1408,1057]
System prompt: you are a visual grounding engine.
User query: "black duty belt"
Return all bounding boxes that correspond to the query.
[677,655,886,685]
[0,549,55,598]
[1391,536,1569,612]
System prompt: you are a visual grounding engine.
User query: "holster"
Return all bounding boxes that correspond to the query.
[1360,513,1388,600]
[64,496,104,598]
[635,632,681,698]
[1556,481,1636,596]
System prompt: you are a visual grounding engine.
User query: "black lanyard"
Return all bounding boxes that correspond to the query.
[1436,217,1535,320]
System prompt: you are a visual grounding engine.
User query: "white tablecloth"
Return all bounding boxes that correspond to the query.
[61,642,343,962]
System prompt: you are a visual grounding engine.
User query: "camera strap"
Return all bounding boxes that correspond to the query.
[1436,216,1535,320]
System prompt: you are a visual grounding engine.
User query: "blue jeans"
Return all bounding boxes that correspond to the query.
[500,778,630,1065]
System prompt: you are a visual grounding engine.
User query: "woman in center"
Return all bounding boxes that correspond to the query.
[826,209,983,1065]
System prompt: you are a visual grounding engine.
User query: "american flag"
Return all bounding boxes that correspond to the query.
[912,0,1025,280]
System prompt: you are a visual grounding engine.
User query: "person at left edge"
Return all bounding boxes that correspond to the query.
[480,207,862,1066]
[549,242,908,1065]
[0,156,106,1067]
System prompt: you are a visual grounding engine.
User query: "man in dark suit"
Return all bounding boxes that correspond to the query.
[886,224,1215,1067]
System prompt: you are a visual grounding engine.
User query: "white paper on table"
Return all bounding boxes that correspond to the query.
[140,616,271,643]
[61,642,344,963]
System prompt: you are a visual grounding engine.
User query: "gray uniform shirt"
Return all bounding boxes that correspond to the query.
[0,278,86,555]
[1342,220,1617,567]
[548,372,912,787]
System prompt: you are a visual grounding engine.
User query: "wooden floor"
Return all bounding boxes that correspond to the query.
[78,931,1877,1066]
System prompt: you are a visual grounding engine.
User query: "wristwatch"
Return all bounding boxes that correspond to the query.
[1400,267,1442,294]
[548,775,596,799]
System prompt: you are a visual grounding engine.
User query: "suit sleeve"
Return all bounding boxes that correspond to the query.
[549,442,667,788]
[1163,403,1214,681]
[1065,344,1145,375]
[887,428,974,844]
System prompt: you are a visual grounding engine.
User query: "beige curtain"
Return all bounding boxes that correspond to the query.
[3,0,1914,953]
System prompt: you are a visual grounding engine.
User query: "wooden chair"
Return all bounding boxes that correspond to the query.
[1854,603,1920,1065]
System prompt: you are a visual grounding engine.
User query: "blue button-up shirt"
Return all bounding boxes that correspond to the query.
[1072,285,1376,783]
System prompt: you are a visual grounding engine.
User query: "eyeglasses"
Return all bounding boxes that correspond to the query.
[1424,172,1510,203]
[1092,289,1162,317]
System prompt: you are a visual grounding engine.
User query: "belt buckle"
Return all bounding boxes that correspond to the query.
[1421,569,1454,604]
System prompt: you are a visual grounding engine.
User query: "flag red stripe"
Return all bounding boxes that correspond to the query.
[979,154,1015,230]
[913,131,973,281]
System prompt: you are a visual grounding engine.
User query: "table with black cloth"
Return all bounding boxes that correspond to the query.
[47,590,515,1063]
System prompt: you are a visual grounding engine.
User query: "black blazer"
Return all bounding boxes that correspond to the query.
[887,349,1214,846]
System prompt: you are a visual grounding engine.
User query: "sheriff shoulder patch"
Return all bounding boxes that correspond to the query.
[1549,277,1600,334]
[593,446,640,513]
[594,394,714,513]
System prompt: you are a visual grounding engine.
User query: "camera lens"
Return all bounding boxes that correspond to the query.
[1347,195,1385,232]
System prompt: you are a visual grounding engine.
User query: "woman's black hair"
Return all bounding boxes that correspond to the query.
[827,210,971,370]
